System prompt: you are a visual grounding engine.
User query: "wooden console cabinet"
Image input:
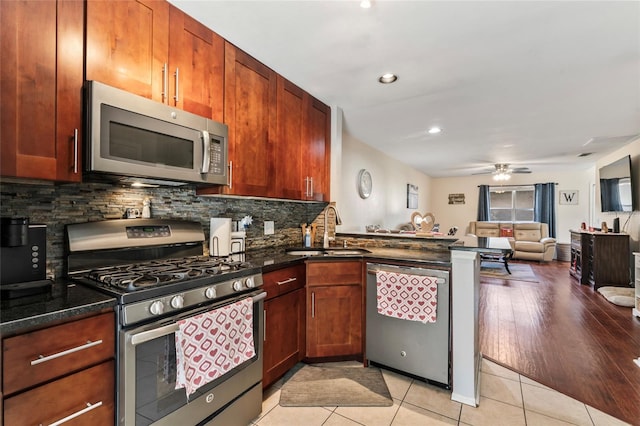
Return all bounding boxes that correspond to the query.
[569,230,630,289]
[633,253,640,318]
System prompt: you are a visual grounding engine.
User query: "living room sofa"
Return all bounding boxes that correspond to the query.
[468,221,557,261]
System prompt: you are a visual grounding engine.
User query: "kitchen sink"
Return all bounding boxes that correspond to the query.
[285,248,371,256]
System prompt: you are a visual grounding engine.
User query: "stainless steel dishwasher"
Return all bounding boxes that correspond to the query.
[366,263,451,387]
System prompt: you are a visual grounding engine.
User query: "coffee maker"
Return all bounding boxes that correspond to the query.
[0,217,51,298]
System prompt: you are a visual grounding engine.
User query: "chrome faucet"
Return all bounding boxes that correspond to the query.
[323,204,342,248]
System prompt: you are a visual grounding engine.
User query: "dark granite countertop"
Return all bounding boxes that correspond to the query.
[1,280,117,336]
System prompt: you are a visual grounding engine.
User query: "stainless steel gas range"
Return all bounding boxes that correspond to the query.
[65,219,265,426]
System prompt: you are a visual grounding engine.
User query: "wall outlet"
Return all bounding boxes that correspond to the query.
[264,221,275,235]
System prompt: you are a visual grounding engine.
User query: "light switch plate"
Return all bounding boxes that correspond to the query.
[264,221,275,235]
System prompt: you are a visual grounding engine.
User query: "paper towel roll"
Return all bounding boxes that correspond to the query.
[210,218,231,257]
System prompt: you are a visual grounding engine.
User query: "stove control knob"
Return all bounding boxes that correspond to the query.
[245,277,255,288]
[205,287,217,299]
[149,300,164,316]
[233,280,243,291]
[170,295,184,309]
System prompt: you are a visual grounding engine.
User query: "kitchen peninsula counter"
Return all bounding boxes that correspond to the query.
[0,280,116,336]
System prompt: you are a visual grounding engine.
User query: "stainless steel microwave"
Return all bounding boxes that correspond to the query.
[85,81,228,186]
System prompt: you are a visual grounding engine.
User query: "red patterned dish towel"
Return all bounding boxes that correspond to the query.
[376,271,439,323]
[175,297,255,397]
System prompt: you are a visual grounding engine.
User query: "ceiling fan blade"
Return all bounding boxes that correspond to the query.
[511,170,532,174]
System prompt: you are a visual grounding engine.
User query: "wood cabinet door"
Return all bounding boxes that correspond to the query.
[306,285,362,358]
[303,97,331,201]
[86,0,169,102]
[274,76,305,199]
[263,288,305,387]
[168,6,224,122]
[1,0,83,182]
[4,361,114,426]
[219,43,277,197]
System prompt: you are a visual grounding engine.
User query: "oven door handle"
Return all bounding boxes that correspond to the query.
[130,292,267,346]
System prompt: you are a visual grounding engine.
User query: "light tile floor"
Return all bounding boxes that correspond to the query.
[251,359,631,426]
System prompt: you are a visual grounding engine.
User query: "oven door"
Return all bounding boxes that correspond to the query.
[119,290,265,426]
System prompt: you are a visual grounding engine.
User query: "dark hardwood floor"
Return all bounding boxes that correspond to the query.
[479,260,640,425]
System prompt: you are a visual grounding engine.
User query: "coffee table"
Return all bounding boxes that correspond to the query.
[476,237,514,274]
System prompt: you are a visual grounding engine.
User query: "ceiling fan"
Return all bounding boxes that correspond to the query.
[473,163,532,181]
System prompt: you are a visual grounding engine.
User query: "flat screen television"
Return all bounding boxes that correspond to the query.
[599,155,636,212]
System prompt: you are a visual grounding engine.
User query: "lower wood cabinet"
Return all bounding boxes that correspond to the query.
[305,261,363,359]
[2,311,115,425]
[262,265,305,388]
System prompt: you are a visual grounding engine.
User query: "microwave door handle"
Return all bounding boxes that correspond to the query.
[201,130,211,174]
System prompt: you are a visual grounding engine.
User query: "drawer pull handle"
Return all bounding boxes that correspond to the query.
[276,277,297,285]
[31,340,103,366]
[47,401,103,426]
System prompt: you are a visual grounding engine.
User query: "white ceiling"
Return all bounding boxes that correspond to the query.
[170,0,640,177]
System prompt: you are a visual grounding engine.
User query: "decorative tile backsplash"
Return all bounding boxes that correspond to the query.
[0,180,327,279]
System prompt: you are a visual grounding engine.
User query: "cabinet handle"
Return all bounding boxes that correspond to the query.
[162,63,168,103]
[263,310,266,342]
[47,401,103,426]
[311,292,315,318]
[276,277,297,286]
[30,340,103,366]
[309,177,314,197]
[72,128,78,174]
[174,68,179,103]
[228,161,233,188]
[304,177,309,197]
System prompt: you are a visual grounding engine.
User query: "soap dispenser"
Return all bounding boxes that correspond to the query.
[304,227,312,248]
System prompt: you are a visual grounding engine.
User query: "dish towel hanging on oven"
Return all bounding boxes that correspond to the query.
[376,270,438,323]
[175,297,255,397]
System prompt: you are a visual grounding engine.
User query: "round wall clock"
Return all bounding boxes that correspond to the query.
[357,169,372,199]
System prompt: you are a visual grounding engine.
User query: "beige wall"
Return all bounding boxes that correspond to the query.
[337,131,639,249]
[338,133,432,232]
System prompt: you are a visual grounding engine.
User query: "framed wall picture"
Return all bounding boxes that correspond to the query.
[559,190,579,205]
[448,193,465,205]
[407,184,418,209]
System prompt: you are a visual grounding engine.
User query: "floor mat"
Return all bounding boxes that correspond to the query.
[279,363,393,407]
[480,262,539,282]
[597,286,635,307]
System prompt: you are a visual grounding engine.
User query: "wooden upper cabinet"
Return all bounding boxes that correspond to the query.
[86,1,223,121]
[0,0,83,182]
[168,6,224,121]
[86,0,169,102]
[199,43,277,197]
[304,97,331,201]
[274,76,305,199]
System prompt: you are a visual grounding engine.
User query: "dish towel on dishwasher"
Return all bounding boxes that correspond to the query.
[376,271,438,323]
[175,297,255,397]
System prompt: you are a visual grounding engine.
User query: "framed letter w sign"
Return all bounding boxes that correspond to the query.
[559,190,579,205]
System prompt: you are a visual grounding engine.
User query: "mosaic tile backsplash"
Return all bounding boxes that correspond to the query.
[0,180,327,279]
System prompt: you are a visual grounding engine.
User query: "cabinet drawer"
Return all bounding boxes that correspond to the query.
[3,312,115,395]
[263,264,305,300]
[4,360,114,426]
[307,260,362,286]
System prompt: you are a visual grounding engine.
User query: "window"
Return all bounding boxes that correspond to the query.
[489,186,534,221]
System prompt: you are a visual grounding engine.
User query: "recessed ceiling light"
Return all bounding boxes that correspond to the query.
[428,127,442,134]
[378,73,398,84]
[360,0,371,8]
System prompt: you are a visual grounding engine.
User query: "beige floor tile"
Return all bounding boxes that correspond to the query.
[258,386,281,419]
[586,405,632,426]
[380,369,413,400]
[323,412,364,426]
[521,382,593,425]
[525,410,581,425]
[460,396,526,426]
[391,402,458,426]
[481,358,520,381]
[519,374,554,391]
[334,398,402,426]
[479,371,523,407]
[254,405,332,426]
[402,380,461,420]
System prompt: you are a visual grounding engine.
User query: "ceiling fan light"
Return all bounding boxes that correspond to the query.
[428,126,442,134]
[493,172,511,181]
